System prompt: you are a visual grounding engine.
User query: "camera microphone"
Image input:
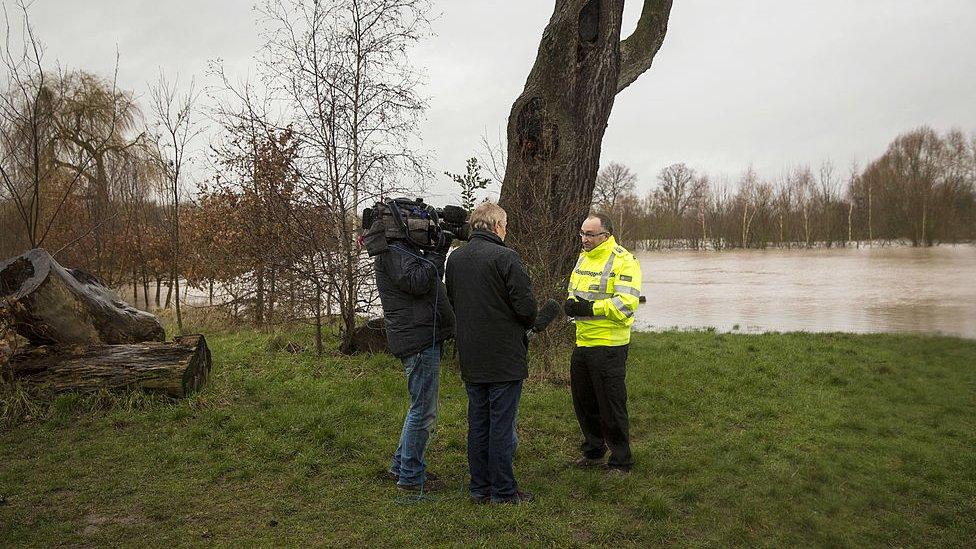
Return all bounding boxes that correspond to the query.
[530,298,561,334]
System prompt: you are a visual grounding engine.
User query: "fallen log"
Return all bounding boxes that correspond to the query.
[0,248,164,345]
[4,334,211,398]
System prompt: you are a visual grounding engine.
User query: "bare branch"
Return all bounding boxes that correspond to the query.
[617,0,673,94]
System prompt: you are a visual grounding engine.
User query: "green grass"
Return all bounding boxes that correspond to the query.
[2,327,975,546]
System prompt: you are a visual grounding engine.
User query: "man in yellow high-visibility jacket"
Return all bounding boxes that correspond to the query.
[563,212,642,474]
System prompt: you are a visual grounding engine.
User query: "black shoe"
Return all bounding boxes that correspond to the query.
[397,478,447,493]
[572,455,605,468]
[493,490,534,504]
[387,470,438,482]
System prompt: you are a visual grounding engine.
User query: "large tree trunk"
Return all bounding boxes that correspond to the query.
[499,0,672,298]
[0,249,165,346]
[5,334,211,398]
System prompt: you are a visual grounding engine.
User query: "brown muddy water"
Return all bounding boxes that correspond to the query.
[125,245,975,339]
[635,245,976,338]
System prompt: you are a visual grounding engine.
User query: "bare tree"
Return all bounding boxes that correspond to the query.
[934,128,972,244]
[788,165,815,247]
[816,159,840,246]
[689,173,710,248]
[613,188,642,247]
[772,173,793,247]
[258,0,431,353]
[845,161,858,245]
[478,127,507,185]
[866,162,874,243]
[149,72,202,334]
[734,167,769,247]
[884,128,942,246]
[593,161,637,232]
[654,163,692,216]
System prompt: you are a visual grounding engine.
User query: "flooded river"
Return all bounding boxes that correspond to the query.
[635,245,976,338]
[127,245,975,339]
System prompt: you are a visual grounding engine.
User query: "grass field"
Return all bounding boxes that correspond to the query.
[2,326,975,546]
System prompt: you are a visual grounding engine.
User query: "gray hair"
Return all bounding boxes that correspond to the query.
[470,201,507,232]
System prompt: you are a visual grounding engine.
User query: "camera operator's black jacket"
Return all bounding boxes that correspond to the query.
[446,230,537,383]
[375,242,455,358]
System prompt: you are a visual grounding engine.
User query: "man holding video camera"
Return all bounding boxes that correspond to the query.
[446,202,538,504]
[370,210,456,493]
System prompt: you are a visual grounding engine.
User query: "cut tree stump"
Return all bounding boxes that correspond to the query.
[5,334,212,398]
[350,319,389,354]
[0,248,164,345]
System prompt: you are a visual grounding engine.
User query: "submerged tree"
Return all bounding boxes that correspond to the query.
[593,161,637,237]
[498,0,673,296]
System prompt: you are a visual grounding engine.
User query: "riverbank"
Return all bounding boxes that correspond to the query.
[2,327,974,546]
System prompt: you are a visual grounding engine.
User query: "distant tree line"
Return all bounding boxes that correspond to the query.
[595,127,976,250]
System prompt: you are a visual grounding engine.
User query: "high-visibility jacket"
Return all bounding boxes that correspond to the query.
[567,235,642,347]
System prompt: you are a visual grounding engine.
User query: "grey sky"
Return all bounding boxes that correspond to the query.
[14,0,976,201]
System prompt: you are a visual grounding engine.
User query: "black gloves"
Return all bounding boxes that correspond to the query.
[563,297,594,317]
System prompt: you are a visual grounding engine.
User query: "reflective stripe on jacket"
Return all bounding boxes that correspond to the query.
[567,235,642,347]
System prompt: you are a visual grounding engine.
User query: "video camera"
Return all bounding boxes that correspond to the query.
[360,197,470,256]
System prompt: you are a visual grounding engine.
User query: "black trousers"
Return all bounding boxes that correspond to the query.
[570,344,633,469]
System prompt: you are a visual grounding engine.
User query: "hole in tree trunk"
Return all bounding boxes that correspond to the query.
[579,0,600,44]
[0,258,34,299]
[517,98,543,159]
[516,97,559,161]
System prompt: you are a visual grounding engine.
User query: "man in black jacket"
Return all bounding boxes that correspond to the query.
[446,202,537,504]
[375,236,455,492]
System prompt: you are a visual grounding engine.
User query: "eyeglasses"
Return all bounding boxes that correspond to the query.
[579,231,609,238]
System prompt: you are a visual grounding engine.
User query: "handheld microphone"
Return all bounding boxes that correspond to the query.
[529,298,561,334]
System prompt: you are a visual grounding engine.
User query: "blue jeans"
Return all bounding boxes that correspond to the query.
[465,380,523,501]
[513,408,519,454]
[390,344,441,485]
